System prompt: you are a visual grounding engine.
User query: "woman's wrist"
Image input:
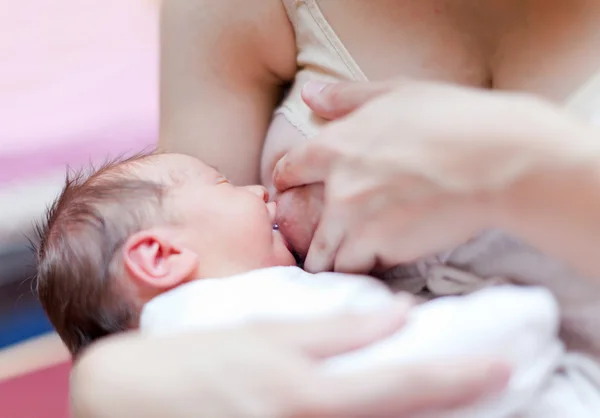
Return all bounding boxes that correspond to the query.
[495,123,600,276]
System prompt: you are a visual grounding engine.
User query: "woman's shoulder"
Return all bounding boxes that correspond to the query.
[162,0,296,83]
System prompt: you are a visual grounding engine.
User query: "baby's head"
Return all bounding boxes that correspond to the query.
[35,152,295,356]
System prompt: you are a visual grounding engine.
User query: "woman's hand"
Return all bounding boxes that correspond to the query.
[274,80,594,274]
[71,300,509,418]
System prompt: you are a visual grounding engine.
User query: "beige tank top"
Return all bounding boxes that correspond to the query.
[277,0,600,135]
[276,0,367,138]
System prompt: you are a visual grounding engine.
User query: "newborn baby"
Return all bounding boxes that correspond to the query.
[36,152,297,355]
[36,152,600,417]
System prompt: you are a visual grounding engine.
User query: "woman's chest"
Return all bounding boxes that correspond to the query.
[314,0,600,102]
[261,0,600,189]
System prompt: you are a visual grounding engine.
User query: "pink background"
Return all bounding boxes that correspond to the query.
[0,1,158,416]
[0,0,158,185]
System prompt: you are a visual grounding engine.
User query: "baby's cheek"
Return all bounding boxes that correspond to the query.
[275,184,324,258]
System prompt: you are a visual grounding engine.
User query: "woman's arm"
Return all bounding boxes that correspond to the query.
[499,124,600,279]
[160,0,296,185]
[71,309,508,418]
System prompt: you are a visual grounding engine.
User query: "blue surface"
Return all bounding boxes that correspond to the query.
[0,298,53,349]
[0,279,52,349]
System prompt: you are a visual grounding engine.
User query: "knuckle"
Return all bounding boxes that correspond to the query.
[324,83,345,109]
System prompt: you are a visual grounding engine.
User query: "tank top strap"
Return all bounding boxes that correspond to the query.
[280,0,367,81]
[276,0,368,140]
[281,0,300,29]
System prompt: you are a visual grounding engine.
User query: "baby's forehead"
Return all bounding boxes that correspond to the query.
[124,153,220,184]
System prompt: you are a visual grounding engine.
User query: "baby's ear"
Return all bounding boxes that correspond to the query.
[123,228,199,290]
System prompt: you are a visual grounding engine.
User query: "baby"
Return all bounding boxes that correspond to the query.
[36,152,600,417]
[35,152,297,355]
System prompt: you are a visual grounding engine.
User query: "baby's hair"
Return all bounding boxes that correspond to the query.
[34,151,167,357]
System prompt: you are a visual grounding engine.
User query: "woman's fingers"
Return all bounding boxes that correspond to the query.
[272,142,334,191]
[275,80,405,191]
[303,202,349,273]
[301,80,400,120]
[311,359,511,418]
[253,295,414,359]
[333,232,379,274]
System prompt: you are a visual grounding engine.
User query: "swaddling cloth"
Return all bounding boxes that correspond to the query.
[383,229,600,357]
[140,266,600,417]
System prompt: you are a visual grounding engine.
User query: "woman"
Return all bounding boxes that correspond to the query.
[72,0,600,415]
[70,79,599,416]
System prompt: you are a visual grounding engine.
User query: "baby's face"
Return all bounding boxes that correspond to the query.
[157,154,296,277]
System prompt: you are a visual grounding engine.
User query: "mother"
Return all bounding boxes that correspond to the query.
[71,0,600,415]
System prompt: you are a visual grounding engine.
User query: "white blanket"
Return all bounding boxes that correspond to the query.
[140,266,600,417]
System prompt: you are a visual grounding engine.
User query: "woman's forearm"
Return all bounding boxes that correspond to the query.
[71,333,177,418]
[500,125,600,279]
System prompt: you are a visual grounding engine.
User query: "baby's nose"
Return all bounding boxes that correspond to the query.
[245,185,269,202]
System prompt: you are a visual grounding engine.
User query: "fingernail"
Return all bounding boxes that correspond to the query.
[303,81,329,98]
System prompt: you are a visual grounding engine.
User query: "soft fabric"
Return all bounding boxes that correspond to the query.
[140,266,600,417]
[383,229,600,358]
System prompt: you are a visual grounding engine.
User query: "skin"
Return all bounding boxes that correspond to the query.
[71,307,510,418]
[71,153,512,417]
[274,80,600,280]
[160,0,600,188]
[161,0,600,258]
[117,153,296,305]
[72,151,515,417]
[159,0,295,185]
[273,80,600,362]
[275,183,324,258]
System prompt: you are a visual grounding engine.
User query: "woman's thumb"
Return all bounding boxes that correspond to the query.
[301,80,396,120]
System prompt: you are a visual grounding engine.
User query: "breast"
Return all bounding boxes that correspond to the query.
[260,113,309,194]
